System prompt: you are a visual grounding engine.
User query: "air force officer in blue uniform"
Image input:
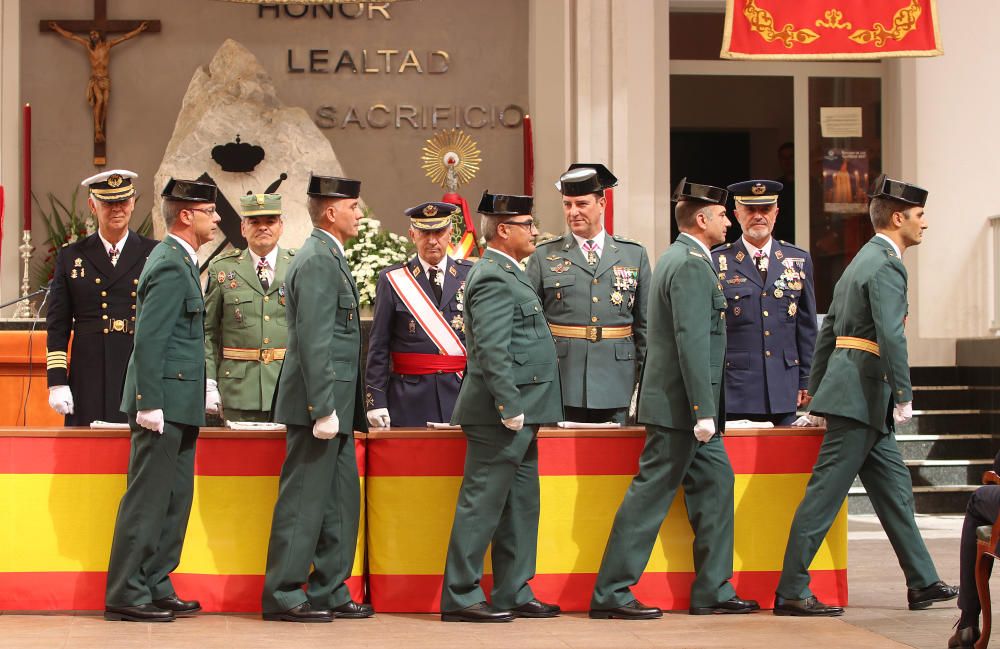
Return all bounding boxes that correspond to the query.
[712,180,817,426]
[365,202,472,428]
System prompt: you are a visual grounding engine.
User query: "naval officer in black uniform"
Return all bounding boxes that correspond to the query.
[46,169,158,426]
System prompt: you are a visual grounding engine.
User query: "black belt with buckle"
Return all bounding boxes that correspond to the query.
[75,318,135,335]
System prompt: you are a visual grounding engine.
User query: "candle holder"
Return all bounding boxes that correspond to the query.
[12,230,35,319]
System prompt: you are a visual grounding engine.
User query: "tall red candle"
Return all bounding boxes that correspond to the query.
[604,187,614,235]
[0,184,5,265]
[522,114,534,196]
[22,103,30,231]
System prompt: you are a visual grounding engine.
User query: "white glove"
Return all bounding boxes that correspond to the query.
[48,385,75,416]
[136,409,165,434]
[893,401,913,425]
[313,412,340,439]
[693,417,716,443]
[502,413,525,431]
[367,408,391,428]
[792,413,826,427]
[205,379,222,415]
[628,383,639,418]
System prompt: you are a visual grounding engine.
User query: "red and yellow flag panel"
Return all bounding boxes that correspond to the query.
[366,435,847,613]
[721,0,943,60]
[0,436,366,611]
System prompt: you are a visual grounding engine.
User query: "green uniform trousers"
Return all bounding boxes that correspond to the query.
[441,424,541,611]
[105,417,198,607]
[777,414,939,599]
[261,425,360,613]
[591,426,737,609]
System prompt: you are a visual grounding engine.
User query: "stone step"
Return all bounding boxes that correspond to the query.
[849,484,980,515]
[896,411,999,435]
[850,459,994,490]
[912,386,1000,410]
[895,434,994,461]
[911,366,1000,386]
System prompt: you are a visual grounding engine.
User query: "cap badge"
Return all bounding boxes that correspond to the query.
[256,195,266,206]
[107,174,123,188]
[423,204,439,217]
[751,183,766,195]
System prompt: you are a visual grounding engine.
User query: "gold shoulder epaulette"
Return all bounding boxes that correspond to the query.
[612,234,640,245]
[536,234,565,246]
[689,250,705,258]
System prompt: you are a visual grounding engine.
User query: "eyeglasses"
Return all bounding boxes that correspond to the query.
[503,220,537,230]
[188,207,217,216]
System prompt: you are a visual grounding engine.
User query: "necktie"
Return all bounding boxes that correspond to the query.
[428,267,443,304]
[754,250,768,282]
[257,259,271,291]
[108,245,119,267]
[583,239,599,266]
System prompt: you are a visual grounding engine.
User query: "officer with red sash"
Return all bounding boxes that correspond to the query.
[365,202,472,427]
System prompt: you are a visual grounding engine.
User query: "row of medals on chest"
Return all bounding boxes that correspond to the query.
[546,255,639,309]
[718,251,804,318]
[216,270,286,324]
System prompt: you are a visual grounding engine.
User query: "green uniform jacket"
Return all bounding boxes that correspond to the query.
[120,237,206,427]
[451,249,564,426]
[808,236,912,434]
[525,233,650,409]
[273,229,367,434]
[204,247,294,412]
[637,233,727,430]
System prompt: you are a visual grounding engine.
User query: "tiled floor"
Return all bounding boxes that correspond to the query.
[0,514,966,649]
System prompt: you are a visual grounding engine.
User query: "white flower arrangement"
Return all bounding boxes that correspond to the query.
[345,214,413,306]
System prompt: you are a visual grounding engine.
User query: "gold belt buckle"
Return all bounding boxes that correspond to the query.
[111,318,126,333]
[260,348,275,365]
[585,325,600,342]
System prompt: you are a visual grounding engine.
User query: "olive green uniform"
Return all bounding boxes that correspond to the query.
[441,249,564,611]
[204,247,293,421]
[525,233,650,422]
[777,235,939,599]
[591,233,737,610]
[106,238,207,607]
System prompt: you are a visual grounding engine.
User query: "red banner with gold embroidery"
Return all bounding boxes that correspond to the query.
[721,0,943,60]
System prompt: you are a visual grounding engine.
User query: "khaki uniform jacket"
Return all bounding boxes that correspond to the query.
[204,247,293,412]
[451,249,564,426]
[808,236,913,433]
[637,233,727,430]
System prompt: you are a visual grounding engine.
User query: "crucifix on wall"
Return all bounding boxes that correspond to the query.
[40,0,161,166]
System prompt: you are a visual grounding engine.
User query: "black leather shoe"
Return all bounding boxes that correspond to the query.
[262,602,333,623]
[441,602,514,623]
[331,600,375,619]
[773,595,844,617]
[948,625,980,648]
[104,603,175,622]
[152,594,202,616]
[511,598,560,618]
[907,581,958,610]
[589,599,663,620]
[690,596,760,615]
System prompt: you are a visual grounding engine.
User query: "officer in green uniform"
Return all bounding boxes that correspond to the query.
[775,175,957,616]
[261,175,370,623]
[104,179,219,622]
[591,179,759,619]
[525,163,650,423]
[204,193,293,422]
[440,191,564,623]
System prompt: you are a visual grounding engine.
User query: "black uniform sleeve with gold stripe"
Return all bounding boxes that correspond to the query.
[45,245,74,387]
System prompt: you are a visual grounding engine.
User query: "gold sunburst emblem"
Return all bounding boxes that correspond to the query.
[421,129,481,191]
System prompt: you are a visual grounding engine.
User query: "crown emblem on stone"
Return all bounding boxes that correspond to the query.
[423,204,439,217]
[752,183,766,195]
[211,134,266,173]
[107,174,123,188]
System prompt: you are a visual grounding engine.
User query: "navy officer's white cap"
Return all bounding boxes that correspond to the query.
[81,169,138,203]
